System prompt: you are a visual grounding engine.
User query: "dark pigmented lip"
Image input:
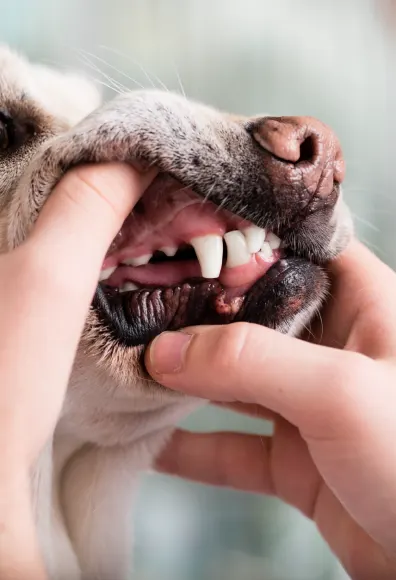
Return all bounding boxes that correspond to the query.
[93,257,327,347]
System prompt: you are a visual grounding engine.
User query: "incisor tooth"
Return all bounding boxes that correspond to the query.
[266,232,281,250]
[259,241,273,260]
[160,246,177,257]
[190,235,223,278]
[99,266,116,282]
[120,282,138,292]
[224,230,251,268]
[122,254,152,267]
[242,226,266,254]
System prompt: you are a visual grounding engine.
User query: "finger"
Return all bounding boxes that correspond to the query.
[157,431,396,578]
[314,240,396,356]
[156,424,321,519]
[145,321,384,437]
[0,163,155,423]
[28,162,156,293]
[155,429,274,494]
[19,162,156,345]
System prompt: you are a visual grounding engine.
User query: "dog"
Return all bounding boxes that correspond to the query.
[0,46,352,579]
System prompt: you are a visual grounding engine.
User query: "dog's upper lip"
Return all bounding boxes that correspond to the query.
[102,175,251,267]
[99,173,283,291]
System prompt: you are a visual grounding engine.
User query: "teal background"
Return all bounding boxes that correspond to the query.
[2,1,394,578]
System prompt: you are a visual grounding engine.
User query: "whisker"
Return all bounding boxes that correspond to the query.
[351,212,380,232]
[170,59,186,97]
[301,322,315,341]
[316,309,324,344]
[357,235,387,258]
[214,196,231,214]
[201,182,216,206]
[92,78,123,95]
[99,45,170,92]
[77,48,145,90]
[76,52,129,94]
[98,45,156,88]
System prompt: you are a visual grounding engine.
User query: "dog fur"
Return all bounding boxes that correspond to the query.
[0,46,352,580]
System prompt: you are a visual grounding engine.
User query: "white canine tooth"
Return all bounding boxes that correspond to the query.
[190,235,223,278]
[224,230,251,268]
[122,254,152,267]
[266,232,281,250]
[259,241,273,260]
[120,282,138,292]
[160,246,177,257]
[99,266,116,282]
[242,225,266,254]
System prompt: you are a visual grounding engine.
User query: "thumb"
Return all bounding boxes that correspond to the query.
[27,162,156,286]
[144,323,376,436]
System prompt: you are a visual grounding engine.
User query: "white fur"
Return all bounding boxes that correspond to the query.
[0,47,351,580]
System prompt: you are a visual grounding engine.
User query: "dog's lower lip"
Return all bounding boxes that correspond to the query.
[94,248,283,346]
[93,256,325,347]
[94,277,239,347]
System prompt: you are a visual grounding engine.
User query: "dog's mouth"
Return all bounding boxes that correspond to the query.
[93,172,324,346]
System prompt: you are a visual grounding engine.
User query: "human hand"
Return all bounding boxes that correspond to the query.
[0,162,155,579]
[146,241,396,580]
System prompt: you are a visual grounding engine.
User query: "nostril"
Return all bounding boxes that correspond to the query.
[298,136,315,163]
[248,115,345,188]
[247,118,318,165]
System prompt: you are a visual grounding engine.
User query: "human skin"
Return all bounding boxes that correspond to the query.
[0,163,155,580]
[0,159,395,580]
[148,241,396,580]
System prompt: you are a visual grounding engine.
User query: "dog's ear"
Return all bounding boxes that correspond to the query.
[30,64,102,125]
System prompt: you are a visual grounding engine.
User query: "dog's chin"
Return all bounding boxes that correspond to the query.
[91,172,328,350]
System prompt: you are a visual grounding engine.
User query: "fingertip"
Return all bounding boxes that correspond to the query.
[28,162,157,276]
[145,323,253,401]
[145,331,195,377]
[34,162,157,239]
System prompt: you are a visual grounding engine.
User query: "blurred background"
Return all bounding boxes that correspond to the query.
[1,0,394,578]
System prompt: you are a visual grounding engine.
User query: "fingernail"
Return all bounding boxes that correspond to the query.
[148,331,193,374]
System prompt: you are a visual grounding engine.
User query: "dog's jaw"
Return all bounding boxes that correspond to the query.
[0,46,353,580]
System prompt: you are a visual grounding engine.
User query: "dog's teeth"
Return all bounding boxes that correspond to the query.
[99,266,117,282]
[160,246,177,257]
[120,282,138,292]
[242,226,266,254]
[224,230,252,268]
[190,235,223,278]
[259,241,273,260]
[266,232,281,250]
[122,254,152,267]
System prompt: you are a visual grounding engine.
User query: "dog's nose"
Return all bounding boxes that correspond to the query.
[247,116,345,209]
